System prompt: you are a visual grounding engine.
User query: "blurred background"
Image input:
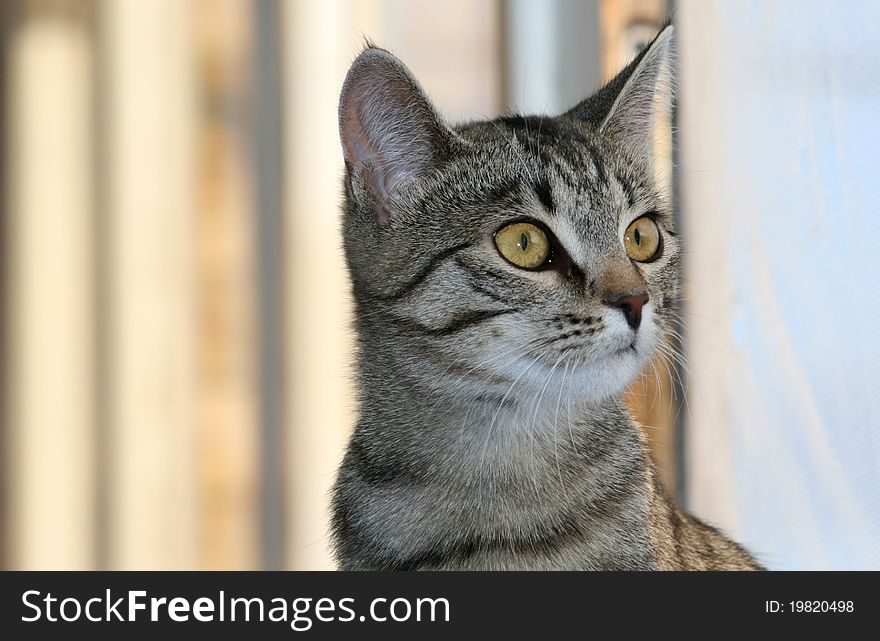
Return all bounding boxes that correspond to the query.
[1,0,878,570]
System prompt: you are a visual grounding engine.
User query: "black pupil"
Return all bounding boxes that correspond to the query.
[633,227,641,245]
[519,233,528,251]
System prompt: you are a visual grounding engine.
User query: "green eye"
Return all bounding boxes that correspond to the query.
[495,222,550,269]
[624,216,661,262]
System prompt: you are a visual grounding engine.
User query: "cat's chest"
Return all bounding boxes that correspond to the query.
[428,526,655,570]
[349,468,654,570]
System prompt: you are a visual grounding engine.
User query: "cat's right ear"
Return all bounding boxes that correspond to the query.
[339,47,456,226]
[565,23,674,161]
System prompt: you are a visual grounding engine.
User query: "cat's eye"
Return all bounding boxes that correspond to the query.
[494,221,551,269]
[623,216,661,262]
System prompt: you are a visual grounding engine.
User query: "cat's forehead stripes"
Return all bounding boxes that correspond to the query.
[492,117,563,189]
[491,115,620,211]
[534,175,554,212]
[463,117,642,264]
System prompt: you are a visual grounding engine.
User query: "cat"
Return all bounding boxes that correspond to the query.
[330,23,763,570]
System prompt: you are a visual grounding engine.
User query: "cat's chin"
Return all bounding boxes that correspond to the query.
[566,334,656,403]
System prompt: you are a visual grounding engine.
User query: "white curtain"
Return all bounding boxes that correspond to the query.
[680,0,880,570]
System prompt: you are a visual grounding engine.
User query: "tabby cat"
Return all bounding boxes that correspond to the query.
[331,24,763,570]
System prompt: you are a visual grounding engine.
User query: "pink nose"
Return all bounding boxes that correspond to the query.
[604,292,649,330]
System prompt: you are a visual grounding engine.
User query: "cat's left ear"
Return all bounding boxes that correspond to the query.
[566,23,674,158]
[339,47,458,226]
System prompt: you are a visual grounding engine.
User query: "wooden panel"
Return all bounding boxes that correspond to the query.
[5,5,95,569]
[600,0,668,81]
[0,0,8,571]
[101,0,196,569]
[191,0,260,571]
[280,0,358,572]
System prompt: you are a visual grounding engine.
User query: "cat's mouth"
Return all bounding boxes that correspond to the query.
[584,335,646,374]
[555,331,641,364]
[594,332,639,359]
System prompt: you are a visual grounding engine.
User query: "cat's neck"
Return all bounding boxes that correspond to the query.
[352,336,648,480]
[333,355,653,568]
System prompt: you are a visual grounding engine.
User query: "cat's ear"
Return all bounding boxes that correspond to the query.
[339,47,456,226]
[566,23,674,158]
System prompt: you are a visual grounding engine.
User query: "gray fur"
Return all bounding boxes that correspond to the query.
[331,24,763,570]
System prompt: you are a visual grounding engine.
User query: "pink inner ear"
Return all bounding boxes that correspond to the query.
[340,98,369,172]
[341,97,396,226]
[599,26,673,155]
[340,72,408,212]
[339,48,453,225]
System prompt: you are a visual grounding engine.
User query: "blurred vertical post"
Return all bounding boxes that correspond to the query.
[0,0,10,571]
[250,0,287,571]
[503,0,601,115]
[100,0,196,569]
[675,0,737,534]
[4,0,96,569]
[190,0,260,570]
[280,0,358,571]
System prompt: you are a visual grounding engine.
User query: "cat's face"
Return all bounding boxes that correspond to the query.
[340,27,677,409]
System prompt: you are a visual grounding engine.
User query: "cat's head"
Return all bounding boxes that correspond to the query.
[339,25,678,407]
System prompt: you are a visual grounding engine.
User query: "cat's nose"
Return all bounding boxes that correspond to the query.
[604,292,649,330]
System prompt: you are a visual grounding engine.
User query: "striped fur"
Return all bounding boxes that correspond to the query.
[331,24,763,570]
